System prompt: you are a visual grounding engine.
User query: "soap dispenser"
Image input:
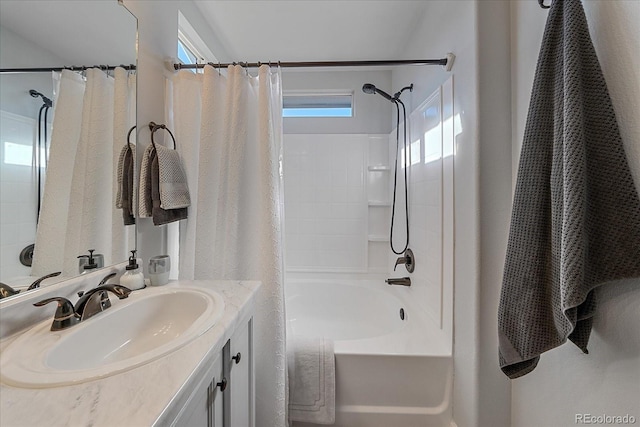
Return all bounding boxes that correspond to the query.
[78,249,99,274]
[120,250,145,290]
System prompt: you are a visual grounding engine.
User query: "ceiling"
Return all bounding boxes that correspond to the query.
[194,1,430,62]
[0,0,136,66]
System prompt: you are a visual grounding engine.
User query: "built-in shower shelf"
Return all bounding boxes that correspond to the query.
[368,165,391,171]
[368,201,391,207]
[367,235,389,242]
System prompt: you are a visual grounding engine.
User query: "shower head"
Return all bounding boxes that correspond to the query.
[29,89,52,108]
[362,83,394,102]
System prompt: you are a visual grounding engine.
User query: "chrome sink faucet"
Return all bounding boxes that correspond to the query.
[33,273,132,331]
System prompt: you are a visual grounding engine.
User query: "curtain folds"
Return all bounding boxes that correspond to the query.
[32,68,134,277]
[172,64,286,426]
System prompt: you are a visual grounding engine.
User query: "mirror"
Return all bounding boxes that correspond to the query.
[0,1,137,299]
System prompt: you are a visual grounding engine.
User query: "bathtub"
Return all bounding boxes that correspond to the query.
[286,280,452,427]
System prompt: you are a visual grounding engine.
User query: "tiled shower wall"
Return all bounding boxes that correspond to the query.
[283,134,389,273]
[0,110,38,278]
[388,79,455,337]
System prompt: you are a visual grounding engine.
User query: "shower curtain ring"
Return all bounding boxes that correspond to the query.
[218,61,221,75]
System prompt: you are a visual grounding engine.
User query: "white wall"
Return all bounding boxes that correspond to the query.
[0,26,65,119]
[121,0,180,273]
[392,2,514,426]
[0,26,64,280]
[0,111,38,278]
[510,2,640,426]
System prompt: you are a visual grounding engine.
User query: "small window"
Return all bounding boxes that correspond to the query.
[177,39,198,65]
[177,12,217,72]
[283,93,353,118]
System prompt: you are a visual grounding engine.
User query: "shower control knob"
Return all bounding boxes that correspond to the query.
[232,352,242,364]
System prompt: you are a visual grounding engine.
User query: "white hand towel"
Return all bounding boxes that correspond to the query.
[288,336,335,425]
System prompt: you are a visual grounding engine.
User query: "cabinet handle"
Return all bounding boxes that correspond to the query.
[232,352,242,364]
[216,377,228,392]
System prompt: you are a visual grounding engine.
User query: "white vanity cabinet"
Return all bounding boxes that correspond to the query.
[172,317,254,427]
[228,318,253,426]
[172,355,224,427]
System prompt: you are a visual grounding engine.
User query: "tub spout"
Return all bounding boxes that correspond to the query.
[385,277,411,286]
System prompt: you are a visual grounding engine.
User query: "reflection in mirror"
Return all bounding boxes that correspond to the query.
[0,1,137,299]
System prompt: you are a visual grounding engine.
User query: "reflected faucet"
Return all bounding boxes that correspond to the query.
[0,271,62,299]
[0,283,21,299]
[27,271,62,290]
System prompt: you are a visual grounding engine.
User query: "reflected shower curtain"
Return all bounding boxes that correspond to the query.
[171,65,286,426]
[32,68,135,277]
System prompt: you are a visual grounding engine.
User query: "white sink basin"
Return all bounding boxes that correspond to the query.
[0,286,224,388]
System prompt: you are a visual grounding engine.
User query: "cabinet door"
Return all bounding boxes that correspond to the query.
[229,318,253,427]
[172,355,223,427]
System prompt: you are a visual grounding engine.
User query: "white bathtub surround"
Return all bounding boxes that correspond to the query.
[287,336,335,424]
[287,280,451,427]
[0,278,259,426]
[32,68,135,278]
[171,64,287,426]
[387,78,455,341]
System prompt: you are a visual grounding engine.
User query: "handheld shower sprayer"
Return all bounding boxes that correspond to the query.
[362,83,394,102]
[362,83,413,102]
[29,89,52,108]
[362,81,414,256]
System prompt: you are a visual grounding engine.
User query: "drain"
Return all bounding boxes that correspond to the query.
[399,308,406,320]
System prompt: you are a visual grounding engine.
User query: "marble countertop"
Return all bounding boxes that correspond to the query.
[0,279,260,427]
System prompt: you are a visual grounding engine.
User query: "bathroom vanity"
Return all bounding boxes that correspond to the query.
[0,272,259,427]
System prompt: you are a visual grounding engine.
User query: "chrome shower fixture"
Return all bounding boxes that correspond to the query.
[362,83,394,101]
[29,89,52,107]
[361,83,413,102]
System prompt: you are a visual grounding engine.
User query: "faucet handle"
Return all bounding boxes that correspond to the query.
[394,257,407,271]
[98,272,117,287]
[27,271,62,290]
[393,248,415,273]
[33,297,80,331]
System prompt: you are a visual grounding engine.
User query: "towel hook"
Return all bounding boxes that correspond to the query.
[150,123,176,151]
[127,125,136,151]
[538,0,551,9]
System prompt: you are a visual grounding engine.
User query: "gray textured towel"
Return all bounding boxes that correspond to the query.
[499,0,640,379]
[151,149,188,226]
[154,144,191,210]
[139,144,154,218]
[121,147,135,225]
[116,144,135,225]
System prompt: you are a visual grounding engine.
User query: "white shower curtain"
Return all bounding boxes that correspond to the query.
[32,68,135,277]
[171,65,286,426]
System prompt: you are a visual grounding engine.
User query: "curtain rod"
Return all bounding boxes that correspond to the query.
[0,64,136,74]
[174,54,456,72]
